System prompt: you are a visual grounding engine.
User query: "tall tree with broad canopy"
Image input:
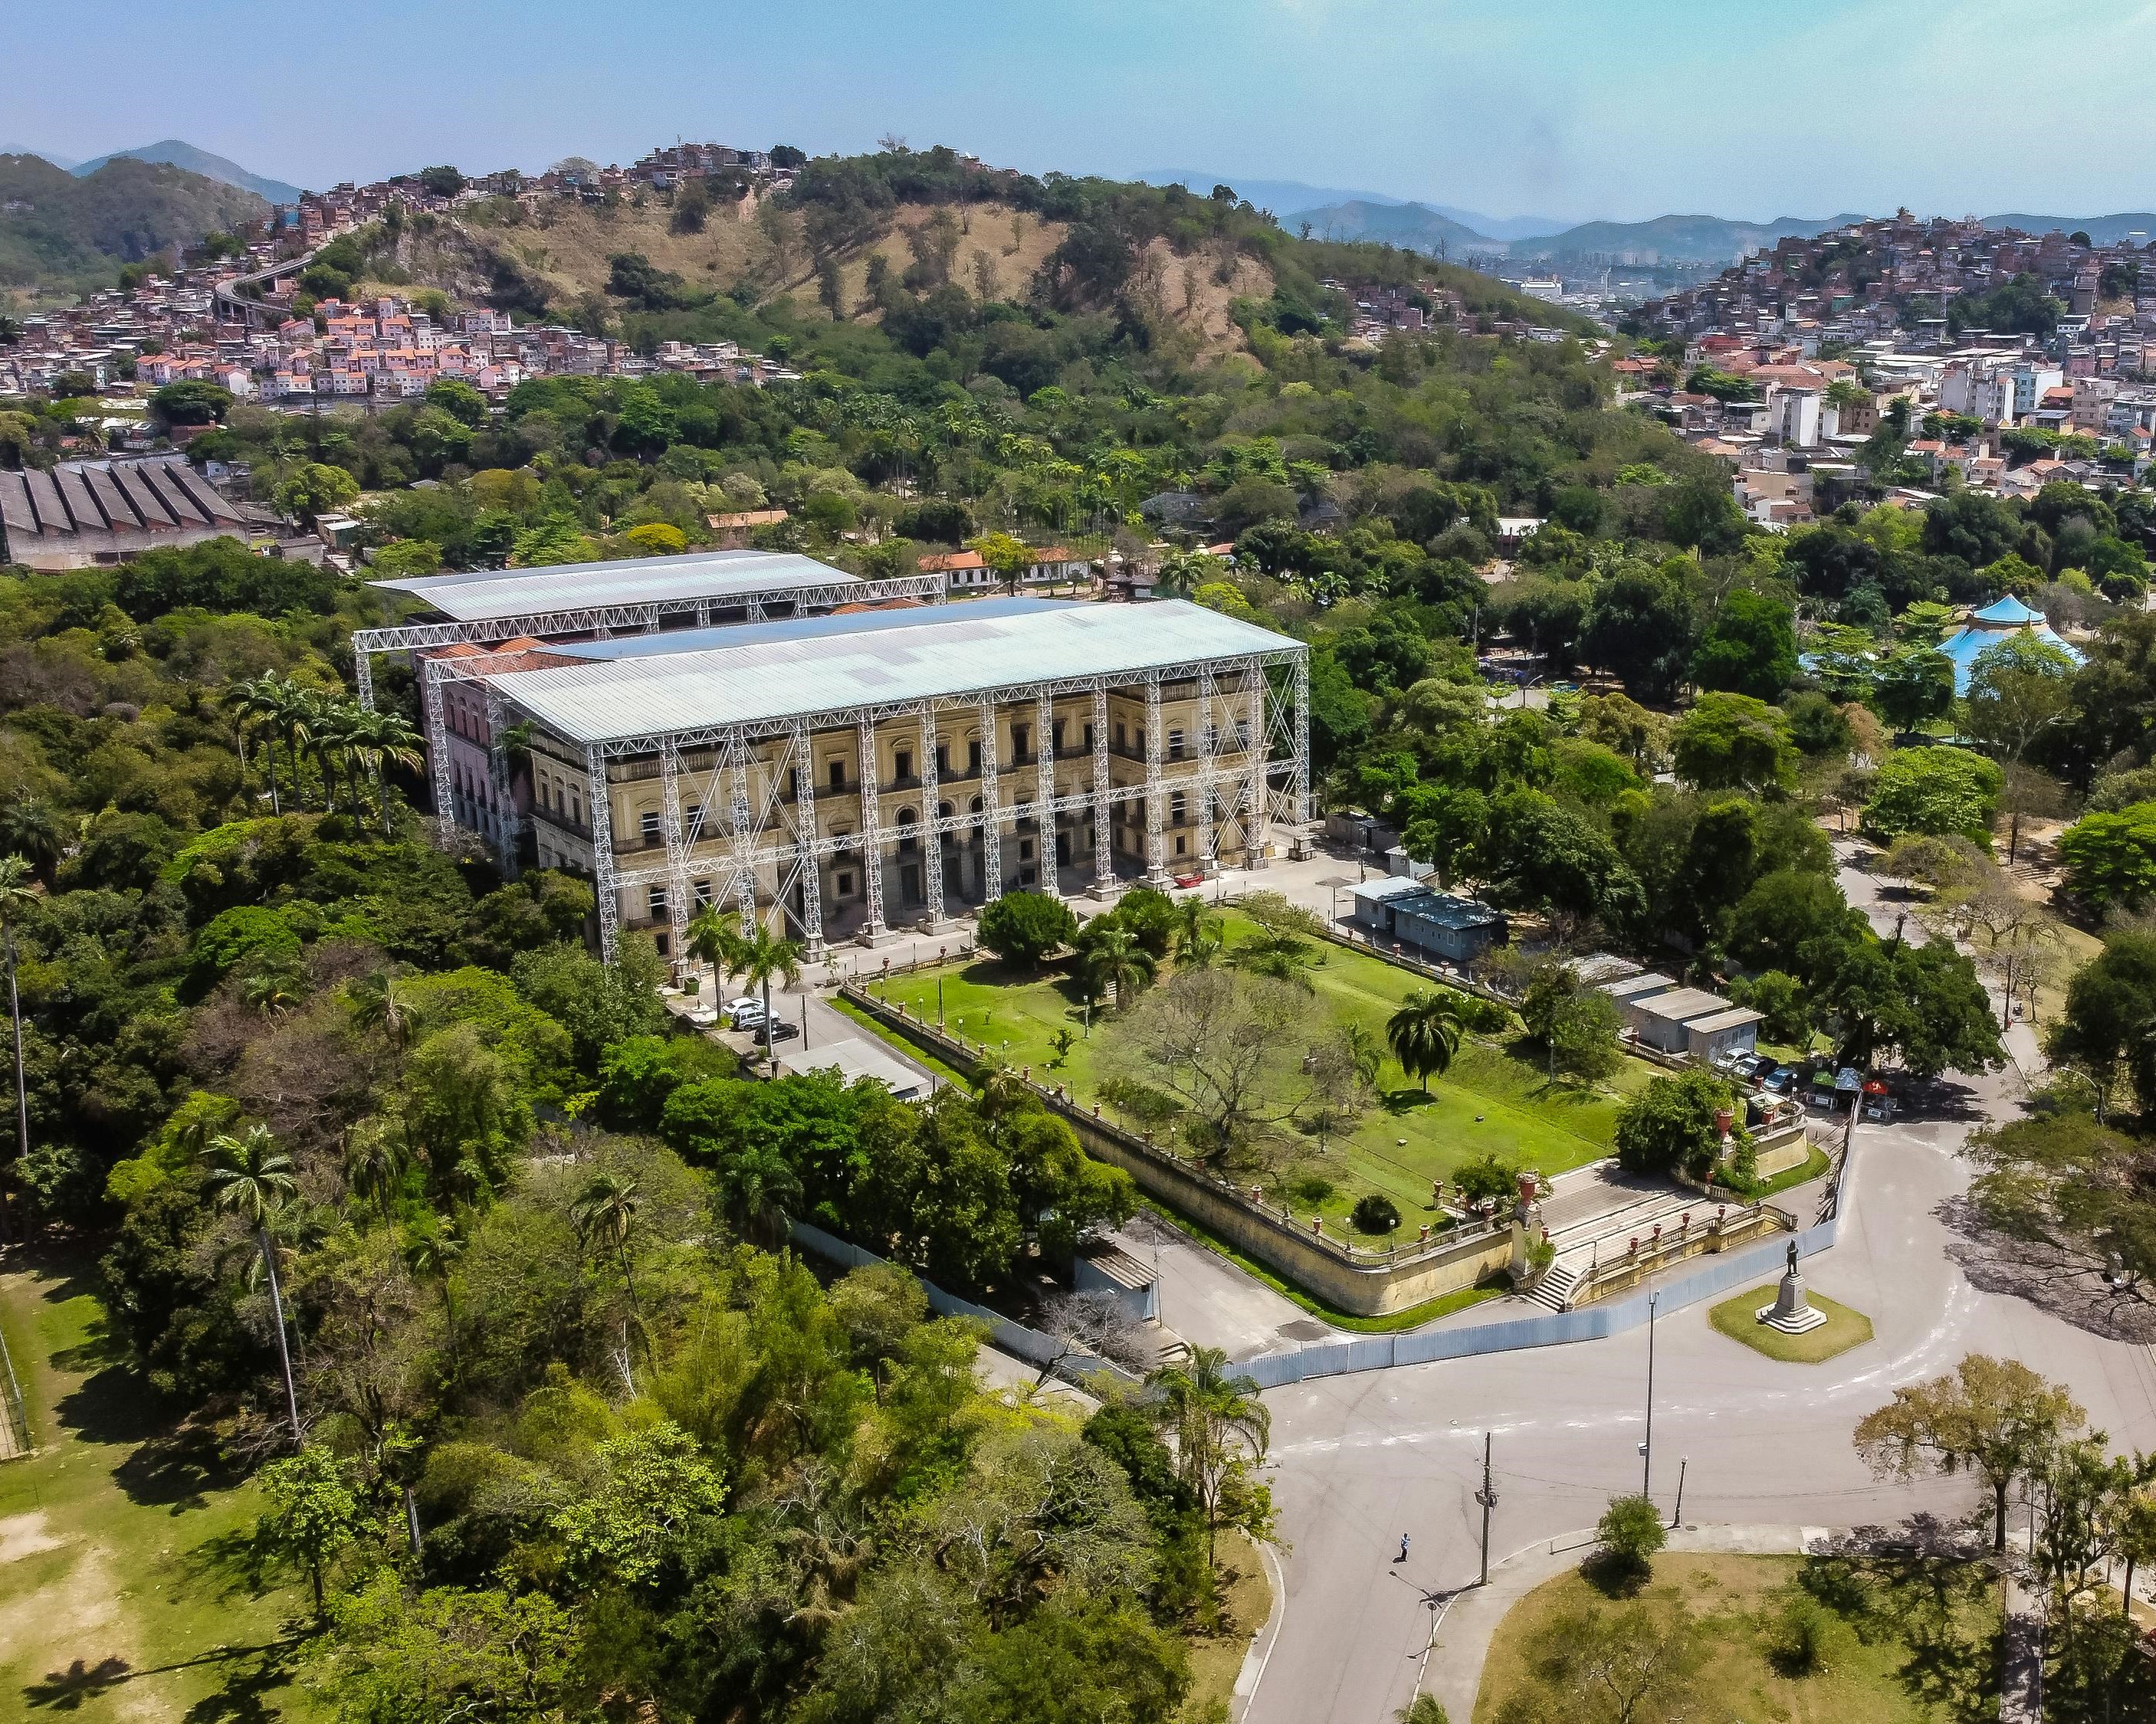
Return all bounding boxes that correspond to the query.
[1855,1353,2085,1551]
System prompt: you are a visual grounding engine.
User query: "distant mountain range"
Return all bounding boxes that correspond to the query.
[1979,211,2156,245]
[1281,202,1875,265]
[0,152,267,299]
[1137,170,1564,241]
[70,140,304,206]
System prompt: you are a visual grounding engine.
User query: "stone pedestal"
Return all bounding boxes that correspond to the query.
[1756,1241,1827,1334]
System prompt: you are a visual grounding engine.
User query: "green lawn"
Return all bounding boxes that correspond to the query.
[861,911,1652,1240]
[1475,1552,1999,1724]
[1709,1283,1875,1364]
[0,1254,313,1722]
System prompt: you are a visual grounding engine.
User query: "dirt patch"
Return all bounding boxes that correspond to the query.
[0,1510,62,1563]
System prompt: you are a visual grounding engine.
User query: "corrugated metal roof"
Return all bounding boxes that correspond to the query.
[488,598,1303,746]
[373,549,861,621]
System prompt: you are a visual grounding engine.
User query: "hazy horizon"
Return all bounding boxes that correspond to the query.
[15,0,2156,225]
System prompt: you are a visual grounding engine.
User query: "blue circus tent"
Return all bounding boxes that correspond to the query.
[1937,595,2082,694]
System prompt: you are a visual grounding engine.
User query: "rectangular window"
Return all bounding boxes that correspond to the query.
[1168,728,1185,761]
[1083,723,1095,753]
[692,879,713,907]
[1019,838,1033,862]
[829,759,846,792]
[1012,724,1029,762]
[639,810,662,844]
[1176,834,1187,856]
[967,739,982,775]
[1170,792,1187,824]
[684,802,703,837]
[837,872,855,896]
[1116,722,1127,751]
[570,790,582,824]
[1052,719,1065,755]
[894,749,913,781]
[648,885,668,919]
[936,743,950,778]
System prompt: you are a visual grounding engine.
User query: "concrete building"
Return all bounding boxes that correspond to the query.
[424,594,1309,960]
[0,454,279,569]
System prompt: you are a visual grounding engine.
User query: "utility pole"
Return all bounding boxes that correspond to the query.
[1671,1456,1688,1529]
[1642,1290,1659,1500]
[1475,1430,1498,1586]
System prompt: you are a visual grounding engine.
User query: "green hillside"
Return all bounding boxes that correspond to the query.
[0,152,266,303]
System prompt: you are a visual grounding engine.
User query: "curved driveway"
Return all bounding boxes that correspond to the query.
[1246,1105,2156,1724]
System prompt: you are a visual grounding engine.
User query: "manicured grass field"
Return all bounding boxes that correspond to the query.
[861,910,1652,1239]
[1709,1283,1875,1363]
[0,1255,311,1722]
[1474,1551,1999,1724]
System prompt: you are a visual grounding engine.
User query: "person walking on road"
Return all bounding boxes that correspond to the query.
[1397,1533,1409,1564]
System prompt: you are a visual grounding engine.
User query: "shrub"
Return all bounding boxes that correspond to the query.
[1586,1493,1666,1593]
[976,889,1080,969]
[1350,1192,1400,1235]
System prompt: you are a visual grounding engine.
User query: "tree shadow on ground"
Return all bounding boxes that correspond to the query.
[110,1421,251,1513]
[1934,1191,2156,1344]
[23,1637,300,1718]
[1796,1525,1999,1724]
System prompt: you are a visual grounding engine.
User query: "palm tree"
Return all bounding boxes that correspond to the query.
[1082,926,1156,1011]
[1342,1021,1385,1091]
[716,919,806,1073]
[228,674,288,814]
[1231,929,1318,992]
[573,1172,643,1319]
[684,903,733,997]
[1172,898,1222,968]
[402,1228,464,1377]
[343,706,423,834]
[202,1124,304,1446]
[242,967,302,1018]
[0,855,34,1247]
[346,969,417,1050]
[714,1145,801,1248]
[266,677,317,810]
[1386,988,1464,1099]
[343,1126,406,1219]
[1149,1346,1272,1565]
[0,792,61,887]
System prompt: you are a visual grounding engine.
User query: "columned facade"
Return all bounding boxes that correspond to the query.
[507,654,1309,961]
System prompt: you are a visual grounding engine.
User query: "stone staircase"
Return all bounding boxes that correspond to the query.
[1526,1261,1582,1312]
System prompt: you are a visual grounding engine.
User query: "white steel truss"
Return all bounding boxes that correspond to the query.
[919,701,945,923]
[1035,690,1057,895]
[352,570,948,709]
[1091,684,1114,890]
[1143,672,1167,882]
[856,717,886,937]
[977,695,1003,903]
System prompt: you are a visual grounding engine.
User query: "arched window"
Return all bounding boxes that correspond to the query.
[895,807,920,853]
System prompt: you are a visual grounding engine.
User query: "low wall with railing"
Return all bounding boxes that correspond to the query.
[840,984,1515,1316]
[1567,1199,1793,1307]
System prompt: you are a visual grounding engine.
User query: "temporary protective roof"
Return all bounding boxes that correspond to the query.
[372,549,862,622]
[487,597,1304,748]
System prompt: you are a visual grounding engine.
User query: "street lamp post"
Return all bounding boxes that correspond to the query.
[1642,1289,1659,1500]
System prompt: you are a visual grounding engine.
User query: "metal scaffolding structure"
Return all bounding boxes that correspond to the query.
[353,569,947,710]
[494,644,1309,960]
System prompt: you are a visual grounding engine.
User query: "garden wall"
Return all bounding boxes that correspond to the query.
[839,985,1515,1316]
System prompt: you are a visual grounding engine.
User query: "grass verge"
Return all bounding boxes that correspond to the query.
[1708,1283,1874,1363]
[1176,1532,1272,1722]
[1474,1550,1998,1724]
[0,1252,311,1722]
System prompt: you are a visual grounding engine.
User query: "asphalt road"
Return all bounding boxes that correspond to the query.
[1245,1090,2156,1724]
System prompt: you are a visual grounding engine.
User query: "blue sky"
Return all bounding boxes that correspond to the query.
[12,0,2156,222]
